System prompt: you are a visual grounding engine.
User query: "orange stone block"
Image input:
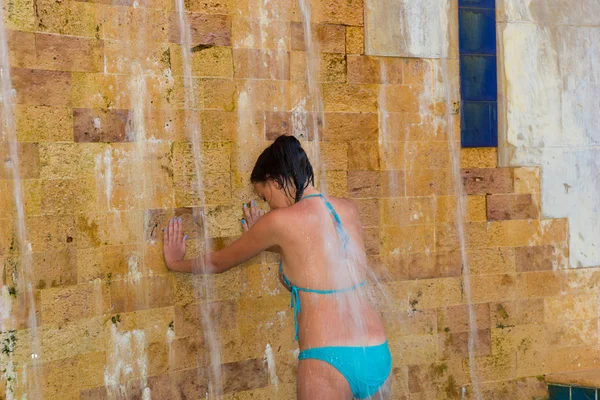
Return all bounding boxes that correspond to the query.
[402,58,432,86]
[346,26,364,54]
[232,16,290,50]
[380,197,435,227]
[315,0,363,26]
[469,273,517,303]
[7,30,36,68]
[380,225,435,255]
[347,55,402,84]
[323,83,378,112]
[460,148,497,169]
[12,68,72,107]
[323,112,378,141]
[35,33,104,73]
[348,141,379,171]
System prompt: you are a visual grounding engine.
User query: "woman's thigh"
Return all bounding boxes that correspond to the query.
[297,358,353,400]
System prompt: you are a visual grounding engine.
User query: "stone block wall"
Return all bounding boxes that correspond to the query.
[0,0,598,399]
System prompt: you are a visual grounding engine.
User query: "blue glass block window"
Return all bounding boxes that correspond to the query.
[459,0,498,147]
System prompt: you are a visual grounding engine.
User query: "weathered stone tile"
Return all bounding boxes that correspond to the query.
[347,55,402,84]
[233,48,290,80]
[437,303,491,334]
[354,198,379,228]
[439,329,491,360]
[383,309,437,337]
[348,141,379,170]
[487,194,539,221]
[42,351,105,398]
[515,245,554,272]
[346,26,364,54]
[41,283,109,325]
[348,170,380,198]
[16,105,73,142]
[323,112,378,141]
[381,225,435,255]
[7,30,36,68]
[547,345,600,374]
[547,319,598,347]
[231,16,290,50]
[28,214,76,253]
[292,23,345,53]
[35,33,103,72]
[315,0,363,25]
[110,275,173,313]
[464,352,516,382]
[389,334,438,366]
[184,0,231,13]
[12,68,72,106]
[469,274,517,303]
[169,12,231,46]
[73,108,130,142]
[545,294,598,322]
[407,278,462,311]
[323,83,378,112]
[0,142,40,179]
[380,170,406,197]
[174,300,237,338]
[460,148,497,169]
[221,358,269,393]
[490,298,545,329]
[516,270,562,298]
[35,0,101,38]
[317,23,346,53]
[32,249,78,289]
[406,168,455,197]
[462,168,514,195]
[408,359,467,394]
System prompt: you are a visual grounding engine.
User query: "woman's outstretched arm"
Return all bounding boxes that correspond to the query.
[163,209,282,274]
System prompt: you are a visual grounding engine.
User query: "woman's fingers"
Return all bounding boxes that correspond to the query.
[168,218,175,244]
[243,203,251,221]
[242,218,248,232]
[250,200,259,220]
[174,217,181,241]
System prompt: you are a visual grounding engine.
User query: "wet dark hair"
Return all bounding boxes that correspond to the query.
[250,135,314,203]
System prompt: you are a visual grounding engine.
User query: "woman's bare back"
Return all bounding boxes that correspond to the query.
[273,194,387,350]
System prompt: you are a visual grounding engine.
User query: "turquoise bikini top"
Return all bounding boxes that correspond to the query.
[279,193,367,340]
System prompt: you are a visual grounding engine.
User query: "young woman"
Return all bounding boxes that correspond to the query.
[163,135,392,399]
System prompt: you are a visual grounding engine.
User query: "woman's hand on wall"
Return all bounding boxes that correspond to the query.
[163,217,187,271]
[242,200,263,231]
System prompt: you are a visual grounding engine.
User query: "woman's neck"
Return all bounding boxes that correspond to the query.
[301,186,319,198]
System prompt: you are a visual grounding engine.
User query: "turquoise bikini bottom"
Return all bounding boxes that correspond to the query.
[298,341,392,399]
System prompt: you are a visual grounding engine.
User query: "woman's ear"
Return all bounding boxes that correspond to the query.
[271,179,282,190]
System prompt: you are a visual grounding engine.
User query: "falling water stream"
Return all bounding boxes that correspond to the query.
[0,0,486,397]
[436,9,482,400]
[174,1,224,396]
[298,0,327,192]
[0,4,43,399]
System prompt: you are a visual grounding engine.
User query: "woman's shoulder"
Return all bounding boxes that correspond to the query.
[328,196,359,215]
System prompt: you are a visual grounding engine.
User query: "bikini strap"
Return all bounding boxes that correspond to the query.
[300,193,349,247]
[280,261,366,340]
